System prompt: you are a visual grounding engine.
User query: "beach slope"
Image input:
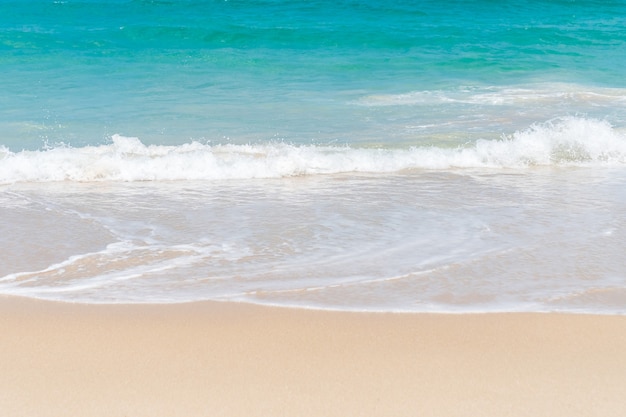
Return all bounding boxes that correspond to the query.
[1,298,625,417]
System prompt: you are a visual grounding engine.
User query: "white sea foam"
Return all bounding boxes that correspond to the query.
[357,84,626,107]
[1,151,625,312]
[1,117,625,184]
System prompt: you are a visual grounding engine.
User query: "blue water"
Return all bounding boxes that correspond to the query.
[1,0,626,312]
[3,0,626,150]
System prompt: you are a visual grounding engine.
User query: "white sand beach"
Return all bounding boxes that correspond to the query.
[1,297,625,417]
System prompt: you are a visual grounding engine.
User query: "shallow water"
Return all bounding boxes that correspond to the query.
[2,164,626,313]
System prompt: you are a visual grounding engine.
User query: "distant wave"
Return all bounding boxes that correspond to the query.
[1,117,625,184]
[356,84,626,107]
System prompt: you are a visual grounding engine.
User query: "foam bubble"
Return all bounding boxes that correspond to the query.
[1,117,625,184]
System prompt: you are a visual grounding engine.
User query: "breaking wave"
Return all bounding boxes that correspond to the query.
[1,117,625,184]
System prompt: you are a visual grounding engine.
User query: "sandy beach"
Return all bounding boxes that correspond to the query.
[1,297,625,417]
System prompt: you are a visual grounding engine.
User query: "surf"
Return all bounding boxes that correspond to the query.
[1,117,625,184]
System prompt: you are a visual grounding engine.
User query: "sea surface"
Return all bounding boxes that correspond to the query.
[2,0,626,313]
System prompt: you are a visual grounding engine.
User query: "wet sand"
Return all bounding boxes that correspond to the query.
[1,297,625,417]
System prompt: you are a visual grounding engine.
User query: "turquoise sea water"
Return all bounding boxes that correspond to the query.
[3,0,626,150]
[1,1,626,312]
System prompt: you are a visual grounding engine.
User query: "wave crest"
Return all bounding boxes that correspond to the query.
[1,117,625,183]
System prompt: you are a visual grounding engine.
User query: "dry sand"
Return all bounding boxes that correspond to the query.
[1,296,625,417]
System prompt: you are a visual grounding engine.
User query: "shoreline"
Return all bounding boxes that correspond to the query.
[2,296,626,417]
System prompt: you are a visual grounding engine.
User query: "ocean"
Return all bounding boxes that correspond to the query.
[1,0,626,313]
